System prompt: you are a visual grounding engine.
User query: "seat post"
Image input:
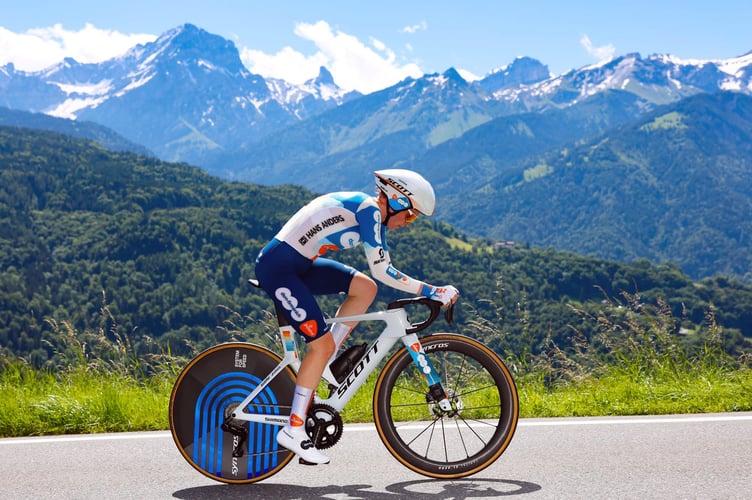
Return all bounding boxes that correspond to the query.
[274,302,290,328]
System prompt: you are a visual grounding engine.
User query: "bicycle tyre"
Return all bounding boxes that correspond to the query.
[373,334,519,479]
[169,342,296,484]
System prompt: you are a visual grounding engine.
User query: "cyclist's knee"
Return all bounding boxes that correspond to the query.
[306,331,336,358]
[350,272,378,302]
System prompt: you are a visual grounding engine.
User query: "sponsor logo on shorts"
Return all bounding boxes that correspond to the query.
[275,287,307,322]
[300,319,318,338]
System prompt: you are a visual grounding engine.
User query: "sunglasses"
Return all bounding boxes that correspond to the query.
[405,209,418,225]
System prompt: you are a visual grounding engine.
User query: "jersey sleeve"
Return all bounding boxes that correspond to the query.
[356,201,434,297]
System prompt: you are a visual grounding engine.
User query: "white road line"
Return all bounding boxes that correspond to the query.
[2,413,750,444]
[517,414,752,426]
[345,413,752,432]
[0,431,172,445]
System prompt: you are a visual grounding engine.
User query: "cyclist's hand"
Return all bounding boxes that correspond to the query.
[433,285,459,307]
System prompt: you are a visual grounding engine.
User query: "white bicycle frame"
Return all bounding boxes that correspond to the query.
[229,305,450,426]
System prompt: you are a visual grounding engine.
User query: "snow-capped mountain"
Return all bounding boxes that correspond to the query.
[1,23,751,172]
[477,56,552,93]
[0,24,357,162]
[491,51,752,109]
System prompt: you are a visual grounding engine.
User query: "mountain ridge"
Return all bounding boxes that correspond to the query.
[2,125,751,364]
[447,91,752,282]
[3,23,750,170]
[2,24,752,283]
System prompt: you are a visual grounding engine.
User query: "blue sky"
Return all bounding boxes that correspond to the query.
[2,0,751,93]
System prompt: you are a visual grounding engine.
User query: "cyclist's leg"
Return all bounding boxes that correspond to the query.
[310,268,377,386]
[292,257,370,385]
[306,258,377,346]
[336,271,378,328]
[256,242,335,463]
[256,245,376,462]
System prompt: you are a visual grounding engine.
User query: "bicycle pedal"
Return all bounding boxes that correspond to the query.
[298,458,322,466]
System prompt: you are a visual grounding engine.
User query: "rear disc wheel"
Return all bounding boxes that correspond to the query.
[169,342,296,484]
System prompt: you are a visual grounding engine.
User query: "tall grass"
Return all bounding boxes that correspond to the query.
[0,362,172,435]
[486,290,752,417]
[0,295,182,437]
[1,289,750,438]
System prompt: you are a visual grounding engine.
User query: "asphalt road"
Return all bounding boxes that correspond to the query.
[1,412,751,499]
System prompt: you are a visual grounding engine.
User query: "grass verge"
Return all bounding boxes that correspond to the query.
[1,359,750,437]
[1,290,750,437]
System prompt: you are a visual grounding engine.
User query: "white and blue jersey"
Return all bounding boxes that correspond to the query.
[255,192,432,341]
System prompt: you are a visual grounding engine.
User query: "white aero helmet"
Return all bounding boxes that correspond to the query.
[375,169,436,216]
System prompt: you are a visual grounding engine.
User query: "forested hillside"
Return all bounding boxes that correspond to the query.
[441,92,752,283]
[1,126,750,368]
[0,107,152,156]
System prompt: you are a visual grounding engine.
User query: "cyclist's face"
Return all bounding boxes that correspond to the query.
[388,209,418,229]
[405,209,418,225]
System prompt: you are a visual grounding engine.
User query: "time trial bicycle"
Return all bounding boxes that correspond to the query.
[169,279,519,483]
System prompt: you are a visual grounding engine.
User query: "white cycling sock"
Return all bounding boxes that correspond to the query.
[287,385,313,429]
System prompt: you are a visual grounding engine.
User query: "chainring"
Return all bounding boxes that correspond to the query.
[305,403,344,450]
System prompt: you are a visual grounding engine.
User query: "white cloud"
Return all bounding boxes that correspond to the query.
[580,34,616,63]
[402,21,428,34]
[0,21,423,94]
[240,20,424,94]
[0,23,155,71]
[240,45,329,84]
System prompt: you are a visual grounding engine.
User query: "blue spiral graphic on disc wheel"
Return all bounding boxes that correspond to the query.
[192,371,285,479]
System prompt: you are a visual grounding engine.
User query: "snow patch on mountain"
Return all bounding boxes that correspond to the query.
[118,71,155,95]
[48,96,109,118]
[51,80,112,96]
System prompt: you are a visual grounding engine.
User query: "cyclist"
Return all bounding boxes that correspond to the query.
[254,169,459,464]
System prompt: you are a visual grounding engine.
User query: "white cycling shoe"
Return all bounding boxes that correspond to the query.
[276,426,330,464]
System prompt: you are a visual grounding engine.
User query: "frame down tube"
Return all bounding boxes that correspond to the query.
[319,308,412,412]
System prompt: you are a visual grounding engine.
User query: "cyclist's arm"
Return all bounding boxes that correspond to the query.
[355,199,435,296]
[363,243,435,297]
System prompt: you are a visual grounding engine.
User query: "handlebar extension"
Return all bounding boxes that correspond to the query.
[387,296,455,334]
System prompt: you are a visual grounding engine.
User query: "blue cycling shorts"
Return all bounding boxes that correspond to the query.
[254,239,357,342]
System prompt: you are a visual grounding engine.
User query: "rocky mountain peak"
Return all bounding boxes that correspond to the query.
[478,56,550,92]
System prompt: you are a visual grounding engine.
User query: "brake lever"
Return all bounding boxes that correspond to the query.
[444,302,455,325]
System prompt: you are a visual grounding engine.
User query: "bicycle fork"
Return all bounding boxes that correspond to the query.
[401,333,455,414]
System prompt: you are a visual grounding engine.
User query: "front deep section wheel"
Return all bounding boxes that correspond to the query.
[373,334,519,479]
[169,342,297,484]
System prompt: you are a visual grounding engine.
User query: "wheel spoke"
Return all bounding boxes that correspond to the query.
[453,416,471,459]
[374,334,518,478]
